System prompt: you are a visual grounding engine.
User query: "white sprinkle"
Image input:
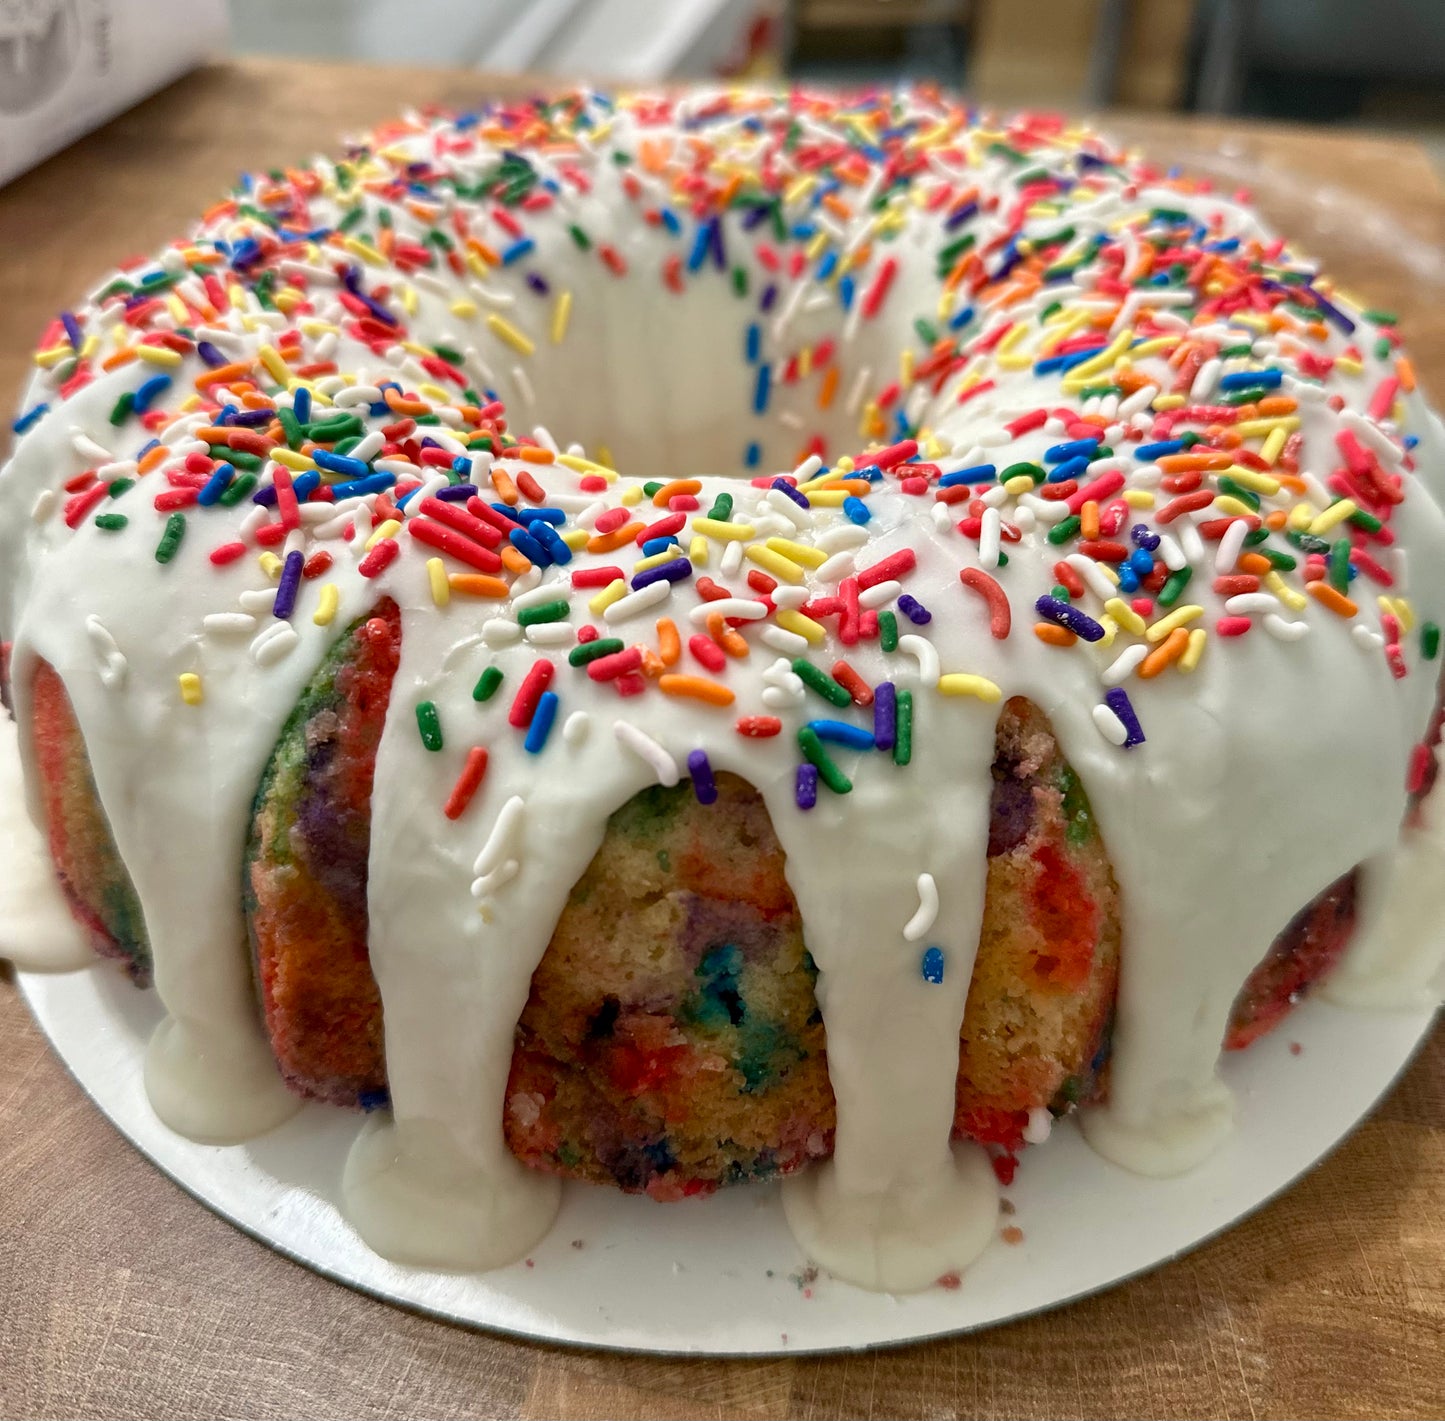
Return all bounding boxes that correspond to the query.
[687,598,768,624]
[1157,533,1186,571]
[761,684,804,709]
[471,859,520,900]
[817,524,869,553]
[514,580,572,611]
[1022,494,1072,526]
[1023,1107,1053,1145]
[70,430,113,463]
[1224,592,1278,616]
[898,634,940,687]
[1065,553,1116,601]
[334,384,382,407]
[1102,644,1149,686]
[1117,383,1159,419]
[978,506,1001,568]
[525,623,575,647]
[239,588,280,615]
[770,584,809,611]
[1352,624,1386,652]
[792,453,823,482]
[615,721,679,786]
[765,488,810,529]
[761,626,809,655]
[604,580,673,625]
[930,503,953,533]
[238,504,270,539]
[1178,519,1205,565]
[473,795,525,877]
[859,579,901,610]
[720,539,745,576]
[563,711,591,745]
[511,365,535,408]
[845,367,872,415]
[349,430,385,463]
[482,618,523,647]
[1214,517,1250,574]
[1264,613,1310,642]
[251,621,299,666]
[203,612,258,636]
[84,616,127,689]
[1092,703,1129,746]
[903,873,939,942]
[1190,357,1221,401]
[30,489,55,523]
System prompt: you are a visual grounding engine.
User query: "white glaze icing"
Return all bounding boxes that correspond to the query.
[3,89,1443,1292]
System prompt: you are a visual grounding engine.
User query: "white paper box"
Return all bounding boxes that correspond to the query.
[0,0,229,187]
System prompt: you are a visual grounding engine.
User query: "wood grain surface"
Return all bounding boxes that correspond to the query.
[1,58,1443,1421]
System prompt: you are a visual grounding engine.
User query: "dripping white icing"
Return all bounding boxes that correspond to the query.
[1,89,1443,1291]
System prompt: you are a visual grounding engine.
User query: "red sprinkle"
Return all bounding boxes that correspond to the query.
[736,715,783,738]
[443,747,490,820]
[357,537,399,578]
[830,659,874,706]
[959,567,1012,639]
[508,659,556,728]
[209,541,247,566]
[856,548,916,590]
[688,634,727,673]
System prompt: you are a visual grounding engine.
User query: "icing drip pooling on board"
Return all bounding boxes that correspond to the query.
[3,88,1445,1292]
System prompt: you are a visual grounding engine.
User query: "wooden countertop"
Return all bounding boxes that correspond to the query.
[2,57,1442,1421]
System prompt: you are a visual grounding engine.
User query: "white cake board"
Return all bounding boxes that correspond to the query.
[15,959,1436,1355]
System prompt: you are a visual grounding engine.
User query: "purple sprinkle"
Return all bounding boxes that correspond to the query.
[741,204,771,231]
[873,681,897,750]
[225,407,274,428]
[526,272,551,296]
[630,557,693,591]
[1104,687,1146,748]
[897,593,932,625]
[435,483,478,502]
[251,484,279,507]
[687,749,717,805]
[1035,594,1105,643]
[1130,522,1160,551]
[770,477,809,508]
[272,550,304,620]
[795,763,819,811]
[759,282,778,313]
[944,201,977,232]
[61,311,83,348]
[196,340,228,368]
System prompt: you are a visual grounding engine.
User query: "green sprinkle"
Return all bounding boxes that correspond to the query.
[108,392,135,426]
[731,266,748,297]
[1329,539,1353,593]
[894,690,913,766]
[568,224,591,251]
[914,318,938,346]
[1217,476,1261,510]
[154,513,185,564]
[642,481,663,498]
[879,609,899,652]
[107,477,135,499]
[517,599,569,627]
[792,658,852,707]
[797,727,852,795]
[1051,584,1073,602]
[218,471,258,507]
[1158,566,1193,608]
[1374,336,1394,361]
[415,701,443,751]
[1289,531,1331,556]
[214,447,263,471]
[1348,506,1383,533]
[473,666,504,702]
[1260,547,1297,571]
[1000,462,1043,483]
[1242,527,1270,546]
[278,407,304,449]
[707,492,733,522]
[1047,515,1082,546]
[94,513,128,531]
[568,637,625,667]
[1364,308,1399,326]
[1422,623,1440,660]
[1077,385,1122,401]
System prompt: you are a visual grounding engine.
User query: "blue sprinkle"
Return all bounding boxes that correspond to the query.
[1134,439,1183,459]
[687,217,716,274]
[939,463,996,488]
[292,386,311,423]
[532,522,572,564]
[327,470,395,500]
[1219,368,1282,391]
[631,556,692,590]
[1128,548,1154,577]
[509,525,551,565]
[838,274,855,310]
[947,304,975,331]
[807,720,875,751]
[945,200,977,231]
[1035,594,1105,642]
[1045,438,1100,463]
[897,594,932,625]
[744,442,762,469]
[196,462,235,506]
[745,322,761,363]
[759,282,778,313]
[687,749,717,805]
[357,1087,390,1112]
[523,691,559,753]
[311,448,371,479]
[1046,455,1091,483]
[659,207,681,236]
[1104,687,1146,748]
[795,763,819,811]
[843,495,871,525]
[501,237,536,266]
[12,402,49,435]
[770,477,809,509]
[1116,566,1140,593]
[816,251,837,282]
[920,947,946,984]
[511,506,566,526]
[641,535,680,557]
[873,681,897,751]
[753,362,771,414]
[132,374,172,414]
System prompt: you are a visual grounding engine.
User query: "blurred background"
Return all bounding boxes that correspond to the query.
[226,0,1445,163]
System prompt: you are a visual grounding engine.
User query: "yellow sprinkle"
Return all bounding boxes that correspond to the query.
[692,517,755,542]
[805,231,828,262]
[744,544,805,584]
[1233,416,1300,438]
[1387,595,1415,633]
[561,528,589,552]
[556,453,614,477]
[1308,499,1357,536]
[399,285,418,318]
[366,518,401,551]
[995,350,1034,371]
[1266,571,1307,611]
[688,534,709,565]
[465,251,491,280]
[1123,489,1155,509]
[633,548,679,573]
[270,448,316,472]
[806,489,849,507]
[342,236,386,266]
[1180,628,1207,673]
[486,312,535,357]
[178,673,203,706]
[1003,474,1036,497]
[1224,466,1280,495]
[1230,312,1268,332]
[1287,502,1316,531]
[135,344,183,369]
[775,608,826,645]
[620,485,643,506]
[997,324,1028,355]
[418,382,451,405]
[1212,495,1254,519]
[427,557,449,606]
[1104,597,1146,636]
[1146,604,1204,642]
[1128,336,1181,358]
[1336,356,1364,376]
[937,673,1002,702]
[258,551,283,579]
[1259,426,1287,466]
[588,578,627,615]
[257,345,290,385]
[765,536,827,569]
[1153,394,1186,410]
[450,299,479,319]
[1062,329,1132,384]
[551,290,573,345]
[1096,615,1118,648]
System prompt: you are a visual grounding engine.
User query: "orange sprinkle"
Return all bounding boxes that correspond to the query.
[100,348,139,373]
[1033,623,1077,648]
[1264,509,1288,531]
[1238,552,1273,576]
[656,617,681,666]
[639,648,666,679]
[194,360,255,389]
[1139,627,1190,678]
[1274,473,1308,495]
[818,365,840,410]
[1397,356,1417,393]
[651,479,702,507]
[137,445,169,475]
[587,522,643,554]
[1256,395,1297,417]
[1080,500,1100,540]
[447,573,510,598]
[659,673,735,706]
[517,445,555,464]
[491,468,519,505]
[383,389,430,417]
[499,545,532,576]
[1308,582,1358,617]
[706,612,749,658]
[1158,451,1231,473]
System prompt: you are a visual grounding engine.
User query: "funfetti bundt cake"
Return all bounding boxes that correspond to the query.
[4,86,1445,1293]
